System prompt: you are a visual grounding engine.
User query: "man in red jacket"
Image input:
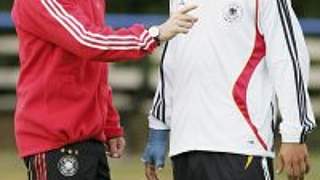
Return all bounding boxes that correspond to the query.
[11,0,198,179]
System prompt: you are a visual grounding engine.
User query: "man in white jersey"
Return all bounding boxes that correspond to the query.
[142,0,316,180]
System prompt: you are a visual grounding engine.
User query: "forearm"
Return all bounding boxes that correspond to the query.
[261,0,316,143]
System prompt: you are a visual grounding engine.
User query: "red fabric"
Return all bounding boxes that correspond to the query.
[104,85,124,140]
[232,0,268,151]
[12,0,157,157]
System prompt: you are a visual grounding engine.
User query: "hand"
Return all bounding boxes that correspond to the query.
[106,137,126,158]
[142,129,170,180]
[145,164,160,180]
[158,4,198,42]
[276,143,310,180]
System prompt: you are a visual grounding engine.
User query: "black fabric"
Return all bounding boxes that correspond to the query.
[24,140,111,180]
[172,151,274,180]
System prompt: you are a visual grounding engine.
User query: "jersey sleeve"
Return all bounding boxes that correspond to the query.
[104,86,124,140]
[13,0,157,62]
[260,0,316,143]
[148,82,170,130]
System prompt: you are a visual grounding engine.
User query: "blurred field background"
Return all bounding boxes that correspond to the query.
[0,0,320,179]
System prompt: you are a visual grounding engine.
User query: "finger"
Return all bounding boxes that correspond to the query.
[178,4,198,14]
[152,169,160,180]
[285,162,294,177]
[145,164,159,180]
[292,158,303,177]
[299,159,306,175]
[176,21,194,29]
[305,156,310,174]
[154,170,160,180]
[145,164,153,180]
[150,165,160,180]
[292,161,301,177]
[116,139,126,157]
[177,14,198,22]
[276,155,284,174]
[175,27,190,34]
[145,167,154,180]
[108,140,119,158]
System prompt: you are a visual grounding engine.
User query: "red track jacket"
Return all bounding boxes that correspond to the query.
[11,0,157,157]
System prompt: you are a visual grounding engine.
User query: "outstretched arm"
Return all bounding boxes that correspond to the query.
[13,0,198,62]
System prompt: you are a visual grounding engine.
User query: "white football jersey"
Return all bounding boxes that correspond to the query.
[149,0,316,157]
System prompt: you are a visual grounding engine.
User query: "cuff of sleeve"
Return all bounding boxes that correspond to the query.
[130,24,159,53]
[281,132,304,143]
[149,115,170,130]
[104,127,124,141]
[143,36,158,53]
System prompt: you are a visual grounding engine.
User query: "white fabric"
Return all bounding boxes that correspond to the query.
[149,0,316,157]
[262,157,271,180]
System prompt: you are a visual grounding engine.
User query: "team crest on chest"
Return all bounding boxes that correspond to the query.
[223,2,244,24]
[57,155,79,177]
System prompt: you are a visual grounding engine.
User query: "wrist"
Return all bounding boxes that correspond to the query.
[105,126,124,141]
[281,132,305,144]
[280,124,306,143]
[148,26,161,45]
[148,128,170,144]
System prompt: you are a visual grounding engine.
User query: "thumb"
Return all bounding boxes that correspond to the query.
[276,154,284,174]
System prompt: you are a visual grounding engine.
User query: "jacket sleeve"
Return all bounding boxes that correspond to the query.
[260,0,316,143]
[13,0,157,61]
[104,86,124,140]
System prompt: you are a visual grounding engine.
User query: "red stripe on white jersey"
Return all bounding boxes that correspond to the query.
[232,0,268,151]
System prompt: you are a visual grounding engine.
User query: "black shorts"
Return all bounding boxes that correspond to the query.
[24,140,111,180]
[172,151,273,180]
